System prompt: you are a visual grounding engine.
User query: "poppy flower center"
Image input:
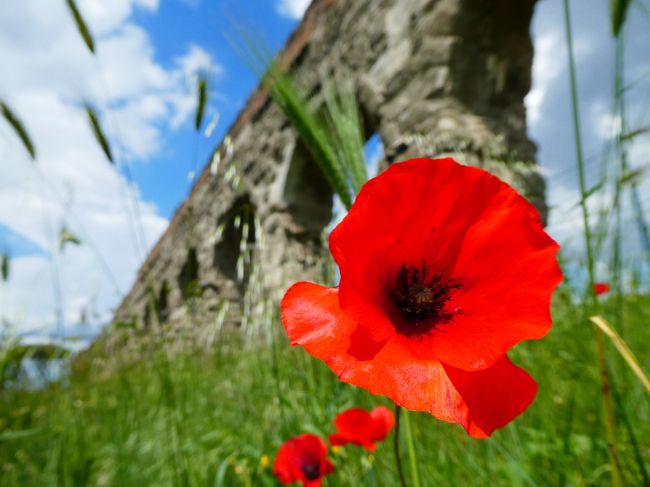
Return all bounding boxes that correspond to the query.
[392,261,461,332]
[301,462,321,480]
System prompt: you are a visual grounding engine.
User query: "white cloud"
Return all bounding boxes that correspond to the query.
[526,32,564,128]
[168,45,224,129]
[176,44,223,79]
[134,0,160,10]
[276,0,310,19]
[592,111,621,143]
[78,0,158,36]
[0,0,221,338]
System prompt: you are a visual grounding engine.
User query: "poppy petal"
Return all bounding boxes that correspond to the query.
[331,158,518,296]
[328,407,389,451]
[369,406,396,441]
[428,177,561,370]
[282,282,358,355]
[441,355,538,438]
[328,432,349,447]
[282,283,536,437]
[330,157,561,371]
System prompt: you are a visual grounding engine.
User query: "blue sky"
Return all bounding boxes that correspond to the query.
[129,0,303,217]
[0,0,317,340]
[0,0,648,341]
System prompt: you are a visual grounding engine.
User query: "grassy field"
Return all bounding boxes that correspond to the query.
[1,2,648,485]
[0,284,648,486]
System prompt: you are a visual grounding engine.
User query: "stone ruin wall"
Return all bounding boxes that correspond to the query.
[113,0,543,335]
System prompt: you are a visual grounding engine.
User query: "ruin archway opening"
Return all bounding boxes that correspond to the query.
[283,141,334,237]
[213,195,257,296]
[178,248,200,301]
[142,303,151,329]
[157,279,170,323]
[363,132,383,179]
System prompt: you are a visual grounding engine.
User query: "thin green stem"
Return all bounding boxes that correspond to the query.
[402,409,422,487]
[611,378,650,486]
[563,1,622,484]
[96,65,149,262]
[38,177,64,339]
[393,405,408,487]
[612,32,626,330]
[562,0,596,296]
[614,31,650,269]
[595,329,623,487]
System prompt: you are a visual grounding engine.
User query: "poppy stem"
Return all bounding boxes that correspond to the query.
[402,409,422,487]
[393,405,408,487]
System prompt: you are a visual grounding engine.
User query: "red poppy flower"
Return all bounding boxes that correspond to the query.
[273,434,334,486]
[328,406,395,451]
[281,158,562,438]
[594,282,610,296]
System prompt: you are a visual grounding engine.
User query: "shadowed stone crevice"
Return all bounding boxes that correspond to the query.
[283,141,333,236]
[157,280,170,324]
[178,248,200,301]
[213,194,257,298]
[142,303,151,329]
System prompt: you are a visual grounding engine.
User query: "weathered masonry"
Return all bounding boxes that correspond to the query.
[114,0,544,331]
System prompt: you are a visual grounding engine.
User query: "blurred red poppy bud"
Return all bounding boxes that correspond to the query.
[594,282,611,296]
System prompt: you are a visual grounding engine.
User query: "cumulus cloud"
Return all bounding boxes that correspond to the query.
[0,0,221,338]
[276,0,311,20]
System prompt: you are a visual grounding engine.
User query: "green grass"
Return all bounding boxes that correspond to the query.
[0,287,648,486]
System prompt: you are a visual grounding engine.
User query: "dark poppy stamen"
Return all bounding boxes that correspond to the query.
[301,462,321,480]
[392,260,461,330]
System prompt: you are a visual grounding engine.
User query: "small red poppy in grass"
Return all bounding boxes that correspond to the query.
[328,406,395,451]
[594,282,611,296]
[273,434,334,486]
[281,157,562,438]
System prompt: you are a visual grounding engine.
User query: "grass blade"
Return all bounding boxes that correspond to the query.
[618,167,645,187]
[60,226,82,251]
[228,20,357,206]
[611,382,650,486]
[610,0,631,37]
[0,429,41,441]
[267,68,353,208]
[65,0,95,53]
[85,105,113,163]
[590,315,650,393]
[195,75,208,132]
[620,125,650,141]
[323,80,367,194]
[214,455,234,487]
[1,101,36,159]
[1,252,9,282]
